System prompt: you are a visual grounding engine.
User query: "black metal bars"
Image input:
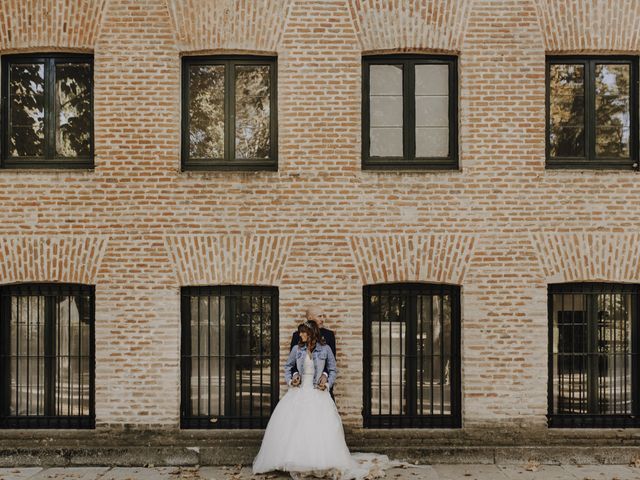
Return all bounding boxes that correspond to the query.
[180,286,279,429]
[0,283,95,429]
[548,282,640,428]
[363,283,461,428]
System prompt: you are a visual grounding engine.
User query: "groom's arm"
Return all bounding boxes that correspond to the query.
[284,346,298,386]
[324,347,337,389]
[325,330,336,359]
[321,329,336,379]
[290,331,300,374]
[290,331,299,351]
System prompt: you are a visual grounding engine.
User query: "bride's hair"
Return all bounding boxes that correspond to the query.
[297,319,326,351]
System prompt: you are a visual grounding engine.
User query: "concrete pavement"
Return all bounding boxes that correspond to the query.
[1,464,640,479]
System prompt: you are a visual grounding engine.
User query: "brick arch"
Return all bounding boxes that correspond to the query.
[531,233,640,283]
[0,236,109,284]
[163,234,294,286]
[0,0,109,51]
[533,0,640,52]
[348,234,475,285]
[347,0,472,52]
[165,0,293,52]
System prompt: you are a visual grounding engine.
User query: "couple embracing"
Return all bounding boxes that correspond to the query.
[252,307,387,479]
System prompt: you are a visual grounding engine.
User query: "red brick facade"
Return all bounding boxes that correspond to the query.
[1,0,639,431]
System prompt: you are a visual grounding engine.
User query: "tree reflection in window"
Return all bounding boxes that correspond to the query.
[235,65,270,159]
[2,55,93,166]
[55,63,92,158]
[188,65,225,159]
[549,64,585,157]
[8,63,45,157]
[182,57,276,169]
[595,64,630,158]
[547,57,636,168]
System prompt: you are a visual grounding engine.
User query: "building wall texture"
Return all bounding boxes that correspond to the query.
[0,0,639,431]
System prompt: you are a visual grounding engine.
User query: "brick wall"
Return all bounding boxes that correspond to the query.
[1,0,639,430]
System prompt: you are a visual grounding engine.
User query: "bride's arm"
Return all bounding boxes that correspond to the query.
[284,345,298,385]
[325,346,337,388]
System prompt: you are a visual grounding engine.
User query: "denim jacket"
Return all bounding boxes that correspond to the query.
[284,343,337,389]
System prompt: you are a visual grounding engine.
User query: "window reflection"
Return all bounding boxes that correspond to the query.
[235,65,270,159]
[9,63,45,157]
[595,64,630,158]
[547,58,636,167]
[56,63,92,158]
[188,65,225,159]
[549,64,585,157]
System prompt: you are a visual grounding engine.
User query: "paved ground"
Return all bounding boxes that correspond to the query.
[1,464,640,480]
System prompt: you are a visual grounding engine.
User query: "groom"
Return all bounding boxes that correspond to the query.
[289,306,336,396]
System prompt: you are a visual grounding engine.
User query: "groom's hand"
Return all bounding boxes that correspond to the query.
[291,373,301,387]
[317,374,328,390]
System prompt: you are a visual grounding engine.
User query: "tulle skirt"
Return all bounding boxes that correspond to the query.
[252,382,352,475]
[252,383,392,479]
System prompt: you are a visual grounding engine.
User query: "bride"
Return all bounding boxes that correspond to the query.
[252,320,386,479]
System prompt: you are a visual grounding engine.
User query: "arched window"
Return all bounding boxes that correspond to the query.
[363,283,461,428]
[180,285,279,429]
[549,283,640,427]
[0,283,95,428]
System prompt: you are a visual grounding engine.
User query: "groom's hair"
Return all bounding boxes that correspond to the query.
[305,305,322,318]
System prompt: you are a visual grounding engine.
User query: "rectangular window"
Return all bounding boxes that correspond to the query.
[1,54,94,169]
[180,286,279,428]
[363,283,461,428]
[0,284,95,429]
[181,56,277,171]
[549,283,640,428]
[546,56,638,169]
[362,55,458,170]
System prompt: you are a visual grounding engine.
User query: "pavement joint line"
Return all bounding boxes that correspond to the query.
[2,465,640,480]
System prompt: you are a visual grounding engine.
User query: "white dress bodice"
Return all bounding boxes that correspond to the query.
[301,352,315,389]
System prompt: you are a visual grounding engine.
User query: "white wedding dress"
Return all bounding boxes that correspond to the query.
[253,353,391,479]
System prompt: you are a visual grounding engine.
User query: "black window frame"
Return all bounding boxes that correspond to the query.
[362,54,458,170]
[181,56,278,171]
[548,282,640,428]
[180,285,279,429]
[545,55,639,170]
[363,282,462,428]
[0,283,96,429]
[1,53,95,169]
